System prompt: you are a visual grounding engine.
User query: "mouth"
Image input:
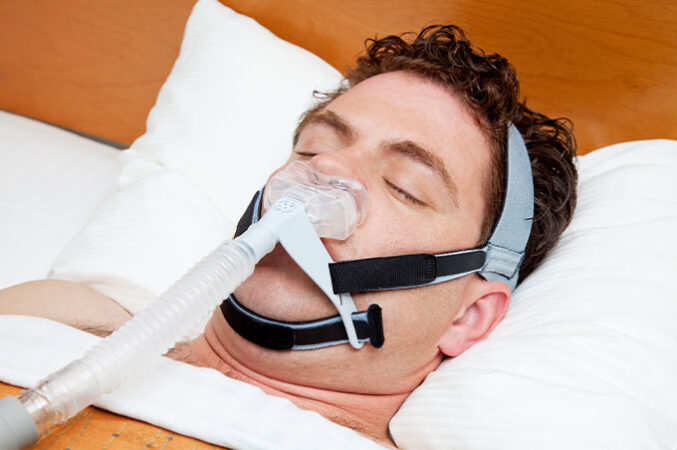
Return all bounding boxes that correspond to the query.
[233,243,340,321]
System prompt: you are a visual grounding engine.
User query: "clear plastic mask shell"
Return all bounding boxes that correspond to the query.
[263,161,369,240]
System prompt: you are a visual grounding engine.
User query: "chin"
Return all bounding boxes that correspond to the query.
[233,244,341,322]
[210,306,370,391]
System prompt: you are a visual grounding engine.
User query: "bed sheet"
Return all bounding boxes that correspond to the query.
[0,315,382,449]
[0,110,121,289]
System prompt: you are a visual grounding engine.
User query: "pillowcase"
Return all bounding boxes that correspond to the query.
[50,0,341,314]
[389,139,677,449]
[49,155,235,316]
[130,0,342,221]
[0,110,120,289]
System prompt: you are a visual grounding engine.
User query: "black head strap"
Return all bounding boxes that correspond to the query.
[235,191,263,237]
[329,250,486,293]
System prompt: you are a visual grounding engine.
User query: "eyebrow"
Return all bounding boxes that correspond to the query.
[293,109,354,144]
[294,109,458,203]
[383,140,458,203]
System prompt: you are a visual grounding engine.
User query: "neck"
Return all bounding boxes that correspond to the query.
[170,322,405,447]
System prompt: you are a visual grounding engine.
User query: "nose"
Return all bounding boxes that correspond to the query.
[307,147,368,189]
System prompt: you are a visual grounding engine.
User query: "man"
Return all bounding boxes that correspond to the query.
[0,25,577,446]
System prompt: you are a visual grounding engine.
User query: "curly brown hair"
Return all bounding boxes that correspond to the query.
[297,25,578,283]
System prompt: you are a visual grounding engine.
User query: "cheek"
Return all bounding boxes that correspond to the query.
[388,283,460,337]
[351,280,464,371]
[325,192,428,261]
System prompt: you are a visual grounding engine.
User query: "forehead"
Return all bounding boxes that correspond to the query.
[320,71,493,212]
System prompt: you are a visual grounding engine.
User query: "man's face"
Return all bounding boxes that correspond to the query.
[209,71,494,394]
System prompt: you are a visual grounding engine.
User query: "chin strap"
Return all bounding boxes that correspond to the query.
[222,294,384,350]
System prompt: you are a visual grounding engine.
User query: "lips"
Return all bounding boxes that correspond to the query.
[234,243,340,321]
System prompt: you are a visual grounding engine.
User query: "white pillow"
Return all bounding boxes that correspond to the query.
[49,154,235,316]
[50,0,341,314]
[130,0,342,221]
[0,110,120,289]
[390,140,677,449]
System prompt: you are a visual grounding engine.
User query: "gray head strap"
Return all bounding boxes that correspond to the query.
[479,123,534,290]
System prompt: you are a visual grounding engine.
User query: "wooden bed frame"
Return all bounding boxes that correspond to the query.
[1,0,675,154]
[1,1,675,448]
[0,382,221,449]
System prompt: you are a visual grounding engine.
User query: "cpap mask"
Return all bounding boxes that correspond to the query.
[223,161,382,350]
[223,123,534,351]
[0,124,532,449]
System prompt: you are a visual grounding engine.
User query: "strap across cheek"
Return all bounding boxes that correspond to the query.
[328,250,486,293]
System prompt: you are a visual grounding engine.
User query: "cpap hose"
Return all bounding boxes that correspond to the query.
[0,162,368,449]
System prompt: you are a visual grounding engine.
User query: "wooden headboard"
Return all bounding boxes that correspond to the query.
[0,0,675,154]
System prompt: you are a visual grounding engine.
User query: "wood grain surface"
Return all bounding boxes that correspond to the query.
[0,382,226,449]
[0,0,675,153]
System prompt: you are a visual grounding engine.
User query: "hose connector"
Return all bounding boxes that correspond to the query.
[0,396,39,449]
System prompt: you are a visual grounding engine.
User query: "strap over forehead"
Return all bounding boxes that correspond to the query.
[479,123,534,289]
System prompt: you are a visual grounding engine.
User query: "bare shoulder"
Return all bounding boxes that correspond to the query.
[0,279,132,336]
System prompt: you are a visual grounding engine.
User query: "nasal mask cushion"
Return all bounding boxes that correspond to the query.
[221,124,533,351]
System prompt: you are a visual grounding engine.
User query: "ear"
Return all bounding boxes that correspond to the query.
[437,280,511,357]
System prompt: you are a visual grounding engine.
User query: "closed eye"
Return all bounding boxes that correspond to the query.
[384,179,427,207]
[294,151,317,158]
[292,151,427,207]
